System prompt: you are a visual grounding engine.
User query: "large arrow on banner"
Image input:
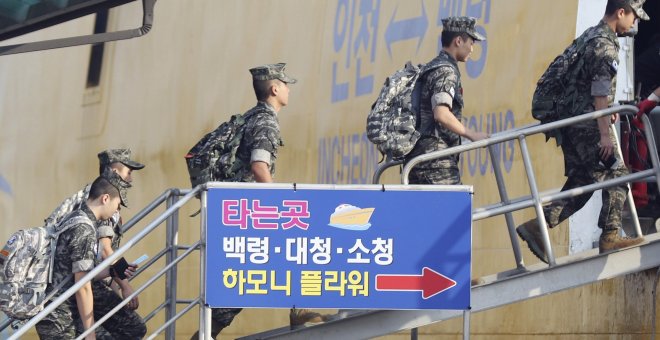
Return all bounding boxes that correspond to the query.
[375,267,456,299]
[384,2,428,57]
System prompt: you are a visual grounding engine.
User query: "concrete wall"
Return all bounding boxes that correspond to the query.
[1,0,658,338]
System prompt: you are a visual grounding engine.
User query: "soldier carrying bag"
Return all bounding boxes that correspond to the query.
[0,215,90,320]
[184,113,249,188]
[366,61,442,162]
[531,30,616,145]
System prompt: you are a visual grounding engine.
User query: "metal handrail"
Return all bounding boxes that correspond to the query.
[402,106,639,182]
[0,0,157,56]
[76,241,201,339]
[374,105,659,268]
[6,186,201,340]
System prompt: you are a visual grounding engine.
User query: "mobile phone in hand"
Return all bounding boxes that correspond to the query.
[112,257,130,280]
[133,254,149,265]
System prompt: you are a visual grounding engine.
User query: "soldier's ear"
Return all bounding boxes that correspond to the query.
[270,81,280,97]
[100,193,110,205]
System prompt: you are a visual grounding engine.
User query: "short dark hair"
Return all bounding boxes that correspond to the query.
[441,31,471,48]
[89,176,120,201]
[253,79,277,101]
[605,0,633,16]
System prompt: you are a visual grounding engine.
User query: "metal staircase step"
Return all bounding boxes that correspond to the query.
[239,232,660,340]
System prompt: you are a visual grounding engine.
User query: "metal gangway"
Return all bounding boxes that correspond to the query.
[1,186,206,340]
[2,105,660,340]
[240,104,660,339]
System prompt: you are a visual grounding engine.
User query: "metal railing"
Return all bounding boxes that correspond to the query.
[375,105,660,269]
[2,105,658,339]
[2,186,205,340]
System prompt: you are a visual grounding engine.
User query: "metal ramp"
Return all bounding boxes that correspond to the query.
[239,232,660,340]
[240,105,660,339]
[2,106,659,339]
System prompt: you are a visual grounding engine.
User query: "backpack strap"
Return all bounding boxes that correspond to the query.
[47,214,94,284]
[411,61,453,131]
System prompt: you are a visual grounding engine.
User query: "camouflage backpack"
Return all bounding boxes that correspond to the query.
[366,61,441,161]
[185,113,249,187]
[532,28,616,143]
[0,215,90,320]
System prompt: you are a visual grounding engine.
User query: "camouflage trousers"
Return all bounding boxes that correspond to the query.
[406,137,461,185]
[190,308,242,339]
[543,125,628,231]
[35,298,79,340]
[407,157,460,185]
[72,281,147,339]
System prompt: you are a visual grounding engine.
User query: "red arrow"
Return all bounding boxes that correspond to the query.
[375,267,457,299]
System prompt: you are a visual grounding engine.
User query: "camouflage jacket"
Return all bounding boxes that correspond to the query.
[409,51,463,157]
[47,203,98,297]
[234,101,283,182]
[540,20,619,122]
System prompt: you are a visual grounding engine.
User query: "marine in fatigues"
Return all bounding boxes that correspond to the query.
[517,0,649,263]
[405,16,488,185]
[35,172,130,339]
[192,63,294,339]
[43,149,147,339]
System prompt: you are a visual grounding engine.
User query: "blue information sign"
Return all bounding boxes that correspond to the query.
[205,184,472,310]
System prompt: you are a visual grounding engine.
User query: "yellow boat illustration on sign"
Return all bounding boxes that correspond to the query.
[328,204,375,231]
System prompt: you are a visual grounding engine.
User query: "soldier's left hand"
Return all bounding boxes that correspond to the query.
[122,284,140,310]
[610,113,619,124]
[124,264,138,279]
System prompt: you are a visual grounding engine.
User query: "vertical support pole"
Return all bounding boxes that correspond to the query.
[463,308,471,340]
[199,189,211,339]
[165,193,179,340]
[612,126,643,237]
[642,114,660,195]
[488,145,525,269]
[410,327,418,340]
[519,136,556,266]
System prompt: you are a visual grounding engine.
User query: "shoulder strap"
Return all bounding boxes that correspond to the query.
[47,214,94,283]
[411,62,449,124]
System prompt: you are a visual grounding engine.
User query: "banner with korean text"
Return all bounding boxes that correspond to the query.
[205,184,472,310]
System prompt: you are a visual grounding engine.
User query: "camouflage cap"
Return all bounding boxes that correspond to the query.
[249,63,297,84]
[441,16,486,41]
[628,0,649,21]
[98,148,145,170]
[101,168,132,207]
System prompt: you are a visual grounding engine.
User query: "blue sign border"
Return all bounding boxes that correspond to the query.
[205,184,472,310]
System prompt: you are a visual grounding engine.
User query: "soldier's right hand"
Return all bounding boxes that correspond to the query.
[599,135,615,161]
[467,130,490,142]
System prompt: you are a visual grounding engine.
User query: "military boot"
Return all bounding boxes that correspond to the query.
[516,219,549,264]
[598,230,644,253]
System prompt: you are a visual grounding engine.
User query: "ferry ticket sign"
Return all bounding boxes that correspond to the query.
[205,185,472,310]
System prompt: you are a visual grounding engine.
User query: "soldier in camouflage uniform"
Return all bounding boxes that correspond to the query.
[35,172,130,339]
[191,63,323,338]
[45,149,146,339]
[405,16,489,185]
[517,0,649,264]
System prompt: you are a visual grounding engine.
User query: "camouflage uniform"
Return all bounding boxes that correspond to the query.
[42,151,146,339]
[35,204,98,339]
[233,101,284,182]
[196,64,294,339]
[405,17,485,185]
[406,50,464,185]
[540,20,627,232]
